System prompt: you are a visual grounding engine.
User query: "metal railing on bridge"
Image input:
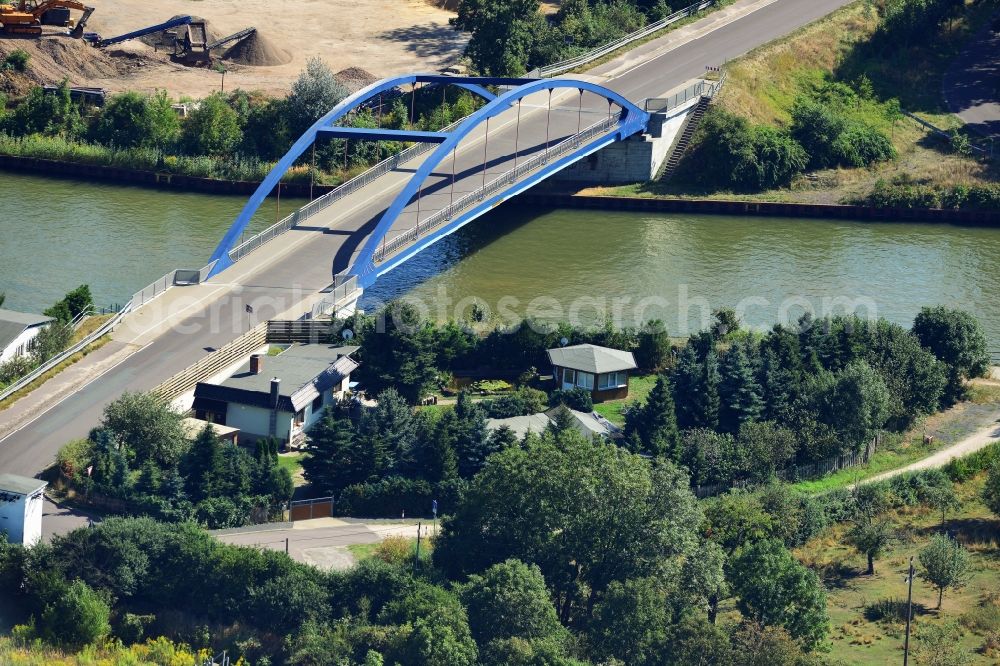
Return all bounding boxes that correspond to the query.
[533,0,714,77]
[374,114,620,264]
[228,118,468,264]
[644,75,725,113]
[310,273,360,319]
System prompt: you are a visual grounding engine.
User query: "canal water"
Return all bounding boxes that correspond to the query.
[3,172,1000,346]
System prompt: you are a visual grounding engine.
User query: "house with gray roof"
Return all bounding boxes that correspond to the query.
[546,343,638,401]
[486,408,621,441]
[0,309,54,364]
[192,344,359,447]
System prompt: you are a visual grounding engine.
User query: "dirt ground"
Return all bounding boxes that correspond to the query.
[0,0,466,99]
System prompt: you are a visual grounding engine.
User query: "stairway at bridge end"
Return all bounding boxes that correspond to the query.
[552,95,702,185]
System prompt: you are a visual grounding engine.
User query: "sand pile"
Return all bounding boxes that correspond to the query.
[0,35,120,89]
[335,67,377,93]
[137,15,221,49]
[221,30,291,66]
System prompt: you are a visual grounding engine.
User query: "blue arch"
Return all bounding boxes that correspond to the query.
[205,74,500,278]
[349,78,650,285]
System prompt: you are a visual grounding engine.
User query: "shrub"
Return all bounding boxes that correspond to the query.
[3,48,29,72]
[337,477,435,517]
[39,579,111,647]
[373,536,418,567]
[864,597,909,623]
[833,122,896,167]
[549,387,593,412]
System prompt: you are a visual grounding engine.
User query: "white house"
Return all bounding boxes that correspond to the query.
[0,309,55,364]
[192,344,359,447]
[0,473,46,546]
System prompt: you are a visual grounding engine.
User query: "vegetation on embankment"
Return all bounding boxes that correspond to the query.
[587,0,999,210]
[0,58,481,188]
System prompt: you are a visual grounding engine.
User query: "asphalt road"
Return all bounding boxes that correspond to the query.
[0,0,855,479]
[945,16,1000,137]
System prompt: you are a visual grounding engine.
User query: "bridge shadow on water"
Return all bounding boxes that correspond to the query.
[360,200,555,309]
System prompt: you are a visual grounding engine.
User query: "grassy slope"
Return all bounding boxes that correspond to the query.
[797,476,1000,664]
[584,0,997,205]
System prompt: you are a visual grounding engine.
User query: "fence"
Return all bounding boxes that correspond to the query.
[228,118,468,264]
[150,322,268,402]
[902,110,989,156]
[693,435,881,499]
[533,0,715,77]
[644,74,725,113]
[374,115,619,263]
[310,274,361,319]
[0,303,133,404]
[267,319,339,344]
[289,497,334,522]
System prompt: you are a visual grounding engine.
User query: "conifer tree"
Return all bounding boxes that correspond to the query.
[719,344,764,434]
[181,424,225,502]
[625,374,680,459]
[302,410,362,496]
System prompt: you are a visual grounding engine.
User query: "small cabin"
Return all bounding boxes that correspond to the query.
[546,343,638,401]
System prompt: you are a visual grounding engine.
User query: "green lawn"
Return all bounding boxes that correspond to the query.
[278,452,308,486]
[593,373,658,426]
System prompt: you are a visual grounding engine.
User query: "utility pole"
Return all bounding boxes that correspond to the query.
[903,556,915,666]
[414,522,422,573]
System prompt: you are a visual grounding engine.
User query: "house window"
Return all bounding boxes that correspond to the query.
[576,372,594,390]
[312,394,323,413]
[563,368,576,387]
[599,371,628,390]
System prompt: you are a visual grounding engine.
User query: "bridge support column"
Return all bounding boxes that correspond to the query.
[550,95,703,185]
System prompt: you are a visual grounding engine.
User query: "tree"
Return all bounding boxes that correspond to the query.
[30,320,72,363]
[924,481,960,529]
[918,534,971,609]
[736,421,796,483]
[352,303,439,404]
[588,577,671,666]
[984,461,1000,519]
[182,93,242,156]
[180,423,225,502]
[90,91,179,150]
[3,82,84,139]
[912,622,971,666]
[672,345,719,430]
[635,319,671,370]
[286,58,348,137]
[728,539,829,649]
[39,579,111,647]
[912,307,989,404]
[44,284,93,323]
[718,343,764,434]
[453,0,543,76]
[302,410,362,495]
[434,432,708,624]
[846,519,895,575]
[452,391,490,477]
[803,360,889,456]
[730,621,805,666]
[100,392,187,467]
[624,374,680,458]
[460,559,566,648]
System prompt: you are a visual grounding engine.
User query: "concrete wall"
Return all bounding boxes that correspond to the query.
[225,403,279,440]
[0,325,46,364]
[552,97,701,185]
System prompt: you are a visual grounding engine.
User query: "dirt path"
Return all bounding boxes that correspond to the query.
[863,410,1000,485]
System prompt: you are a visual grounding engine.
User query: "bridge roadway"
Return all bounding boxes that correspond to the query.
[0,0,853,477]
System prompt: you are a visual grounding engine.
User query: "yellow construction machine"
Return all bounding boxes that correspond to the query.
[0,0,94,38]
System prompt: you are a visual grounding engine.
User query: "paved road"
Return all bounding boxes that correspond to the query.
[0,0,855,478]
[945,15,1000,137]
[216,519,424,571]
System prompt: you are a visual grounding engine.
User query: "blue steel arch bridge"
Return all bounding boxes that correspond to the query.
[205,73,696,314]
